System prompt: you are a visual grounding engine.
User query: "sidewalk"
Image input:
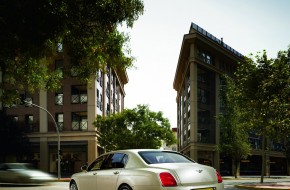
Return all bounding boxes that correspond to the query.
[236,182,290,189]
[223,176,290,190]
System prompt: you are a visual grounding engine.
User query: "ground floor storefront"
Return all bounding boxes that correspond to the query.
[220,155,287,176]
[180,143,289,176]
[3,131,104,176]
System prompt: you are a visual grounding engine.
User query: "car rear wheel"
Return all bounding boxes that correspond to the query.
[118,184,132,190]
[70,181,78,190]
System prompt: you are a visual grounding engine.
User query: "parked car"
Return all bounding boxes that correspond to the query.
[0,163,54,184]
[70,149,224,190]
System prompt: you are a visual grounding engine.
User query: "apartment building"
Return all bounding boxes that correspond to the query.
[173,22,287,175]
[3,46,128,174]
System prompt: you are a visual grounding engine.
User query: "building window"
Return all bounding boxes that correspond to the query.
[96,89,100,108]
[106,103,110,116]
[70,66,78,77]
[25,115,34,132]
[72,112,87,131]
[219,77,226,111]
[55,87,64,105]
[197,110,211,143]
[56,113,64,131]
[24,97,33,107]
[11,116,18,123]
[55,93,64,105]
[196,48,213,65]
[96,70,100,82]
[99,71,103,87]
[106,82,110,98]
[57,42,63,52]
[100,94,103,111]
[219,62,236,76]
[55,59,64,77]
[197,70,210,84]
[71,85,87,104]
[198,88,210,105]
[187,129,191,143]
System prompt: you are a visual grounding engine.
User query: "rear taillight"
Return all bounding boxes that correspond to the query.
[216,171,223,183]
[159,172,177,187]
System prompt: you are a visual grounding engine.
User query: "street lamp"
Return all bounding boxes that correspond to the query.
[23,99,61,180]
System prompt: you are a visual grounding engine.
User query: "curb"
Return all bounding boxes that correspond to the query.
[54,178,71,182]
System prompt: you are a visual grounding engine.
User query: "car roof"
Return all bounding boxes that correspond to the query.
[106,149,176,154]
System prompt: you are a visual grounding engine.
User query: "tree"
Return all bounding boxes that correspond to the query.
[217,75,252,178]
[234,47,290,182]
[0,0,144,104]
[94,105,176,152]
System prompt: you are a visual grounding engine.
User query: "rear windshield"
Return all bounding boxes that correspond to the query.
[138,151,194,164]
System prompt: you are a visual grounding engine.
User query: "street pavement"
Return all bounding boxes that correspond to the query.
[1,176,290,190]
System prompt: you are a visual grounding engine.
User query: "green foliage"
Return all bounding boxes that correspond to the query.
[0,0,144,104]
[235,48,290,140]
[217,75,252,177]
[94,105,176,151]
[218,46,290,178]
[220,47,290,179]
[218,76,252,158]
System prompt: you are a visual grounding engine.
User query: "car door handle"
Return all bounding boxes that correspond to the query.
[113,171,119,175]
[93,172,97,175]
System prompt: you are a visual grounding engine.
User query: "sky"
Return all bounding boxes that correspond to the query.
[121,0,290,127]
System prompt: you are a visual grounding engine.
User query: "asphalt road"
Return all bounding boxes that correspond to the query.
[1,177,290,190]
[0,182,68,190]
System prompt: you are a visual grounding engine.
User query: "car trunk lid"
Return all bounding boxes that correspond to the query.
[152,163,217,186]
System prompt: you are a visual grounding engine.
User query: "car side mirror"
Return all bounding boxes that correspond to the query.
[81,165,88,171]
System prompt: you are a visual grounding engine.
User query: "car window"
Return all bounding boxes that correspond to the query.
[0,164,8,170]
[139,151,194,164]
[87,155,107,171]
[101,153,127,169]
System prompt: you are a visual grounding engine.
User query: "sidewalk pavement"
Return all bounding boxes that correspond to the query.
[224,176,290,190]
[236,182,290,190]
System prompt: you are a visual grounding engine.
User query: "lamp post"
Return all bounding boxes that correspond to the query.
[23,100,61,180]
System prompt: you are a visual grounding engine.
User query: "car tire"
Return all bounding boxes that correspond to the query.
[118,184,132,190]
[70,181,78,190]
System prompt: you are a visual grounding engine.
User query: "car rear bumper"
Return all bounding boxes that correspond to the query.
[132,183,224,190]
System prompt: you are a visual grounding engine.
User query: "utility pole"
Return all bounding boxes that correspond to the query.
[22,98,61,180]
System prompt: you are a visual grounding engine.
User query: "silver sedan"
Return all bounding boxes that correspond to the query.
[0,163,54,184]
[70,149,224,190]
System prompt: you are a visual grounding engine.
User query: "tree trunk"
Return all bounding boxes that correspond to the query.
[233,157,240,178]
[261,131,266,183]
